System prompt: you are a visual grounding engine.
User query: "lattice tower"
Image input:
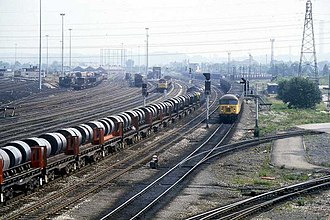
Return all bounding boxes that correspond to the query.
[298,0,318,81]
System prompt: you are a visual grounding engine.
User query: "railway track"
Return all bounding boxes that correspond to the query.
[0,74,122,106]
[0,78,39,91]
[1,79,143,123]
[184,130,327,220]
[2,84,219,220]
[98,130,323,218]
[9,77,143,115]
[3,76,325,220]
[100,122,234,219]
[1,74,148,118]
[0,79,185,145]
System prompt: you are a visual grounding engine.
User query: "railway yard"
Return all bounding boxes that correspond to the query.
[0,74,329,220]
[1,0,330,219]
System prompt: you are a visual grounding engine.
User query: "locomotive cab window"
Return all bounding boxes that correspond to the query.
[219,100,238,105]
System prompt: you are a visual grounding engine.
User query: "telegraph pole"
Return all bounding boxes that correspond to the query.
[145,28,149,76]
[100,49,102,66]
[14,43,17,72]
[60,13,65,76]
[38,0,42,90]
[45,35,49,76]
[270,39,275,74]
[121,43,124,75]
[227,52,231,76]
[138,46,141,73]
[130,48,133,73]
[69,28,72,73]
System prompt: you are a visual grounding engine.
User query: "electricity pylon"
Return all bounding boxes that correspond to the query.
[298,0,318,83]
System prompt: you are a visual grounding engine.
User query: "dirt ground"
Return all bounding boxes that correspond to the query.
[154,101,330,220]
[54,100,330,219]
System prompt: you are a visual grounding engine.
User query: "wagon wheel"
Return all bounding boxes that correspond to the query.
[7,188,14,200]
[48,171,55,181]
[64,164,71,174]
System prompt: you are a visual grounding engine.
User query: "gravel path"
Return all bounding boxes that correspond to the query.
[271,136,324,170]
[297,123,330,134]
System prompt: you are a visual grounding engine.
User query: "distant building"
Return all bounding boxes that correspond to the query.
[85,66,96,72]
[95,66,107,74]
[0,68,7,76]
[267,83,278,94]
[72,66,107,74]
[189,63,200,73]
[153,67,161,79]
[21,66,40,78]
[72,66,84,72]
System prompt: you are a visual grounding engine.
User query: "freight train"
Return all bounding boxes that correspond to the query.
[218,94,242,123]
[59,73,103,90]
[0,92,201,203]
[72,75,103,90]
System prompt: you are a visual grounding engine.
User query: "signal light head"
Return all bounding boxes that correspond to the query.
[203,73,211,80]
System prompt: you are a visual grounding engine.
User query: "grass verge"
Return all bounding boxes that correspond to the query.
[259,97,330,136]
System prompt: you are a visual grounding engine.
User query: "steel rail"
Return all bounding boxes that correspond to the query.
[3,86,218,220]
[99,90,227,219]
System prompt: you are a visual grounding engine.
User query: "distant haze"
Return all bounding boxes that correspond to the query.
[0,0,329,66]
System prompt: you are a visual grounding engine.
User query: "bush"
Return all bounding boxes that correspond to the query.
[277,77,322,109]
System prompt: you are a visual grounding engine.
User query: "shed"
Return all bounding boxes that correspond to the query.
[267,83,278,94]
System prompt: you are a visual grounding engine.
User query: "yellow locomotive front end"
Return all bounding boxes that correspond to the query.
[218,94,241,123]
[157,78,168,92]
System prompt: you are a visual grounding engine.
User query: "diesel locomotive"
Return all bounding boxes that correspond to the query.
[157,76,172,93]
[218,94,242,123]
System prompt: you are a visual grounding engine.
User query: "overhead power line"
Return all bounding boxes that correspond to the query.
[2,42,330,60]
[0,12,304,26]
[0,23,306,40]
[2,37,330,50]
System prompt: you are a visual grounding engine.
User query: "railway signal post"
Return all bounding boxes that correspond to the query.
[189,67,192,84]
[240,78,247,97]
[142,83,148,107]
[203,73,211,128]
[254,84,260,137]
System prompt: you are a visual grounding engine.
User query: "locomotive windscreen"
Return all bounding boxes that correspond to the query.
[219,99,238,105]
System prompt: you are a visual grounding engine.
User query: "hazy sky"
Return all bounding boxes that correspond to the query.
[0,0,329,65]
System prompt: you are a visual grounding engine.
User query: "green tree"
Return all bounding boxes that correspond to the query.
[277,80,288,101]
[277,77,322,109]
